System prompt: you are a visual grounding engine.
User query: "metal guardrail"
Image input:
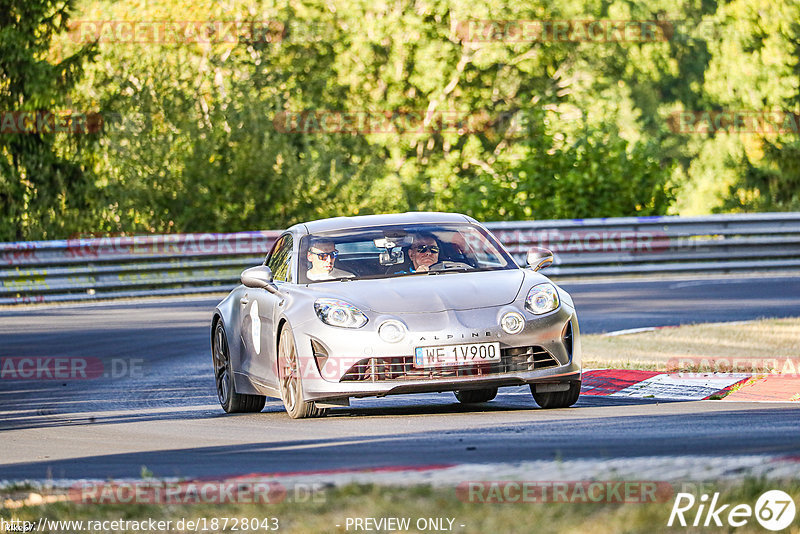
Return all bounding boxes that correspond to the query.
[489,212,800,276]
[1,212,799,304]
[0,232,279,304]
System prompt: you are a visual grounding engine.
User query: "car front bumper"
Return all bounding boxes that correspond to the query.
[292,303,582,402]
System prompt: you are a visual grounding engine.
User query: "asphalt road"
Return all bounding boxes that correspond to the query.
[1,274,799,481]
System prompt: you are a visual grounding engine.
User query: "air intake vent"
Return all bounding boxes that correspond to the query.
[311,339,329,373]
[563,321,573,360]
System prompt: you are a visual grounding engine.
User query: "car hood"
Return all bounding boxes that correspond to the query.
[308,269,527,313]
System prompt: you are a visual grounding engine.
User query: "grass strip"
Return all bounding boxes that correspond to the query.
[582,317,800,373]
[2,480,798,533]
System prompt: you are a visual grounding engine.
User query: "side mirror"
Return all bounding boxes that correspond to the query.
[526,247,553,272]
[241,265,274,289]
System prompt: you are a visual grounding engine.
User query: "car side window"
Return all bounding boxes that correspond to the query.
[266,234,293,283]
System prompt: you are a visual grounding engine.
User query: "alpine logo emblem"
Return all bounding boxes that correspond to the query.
[417,331,493,342]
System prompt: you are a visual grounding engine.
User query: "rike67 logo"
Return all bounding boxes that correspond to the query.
[668,490,796,531]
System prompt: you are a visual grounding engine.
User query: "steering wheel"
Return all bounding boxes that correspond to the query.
[428,261,473,271]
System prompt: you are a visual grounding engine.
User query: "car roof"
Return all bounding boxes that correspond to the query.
[289,212,478,235]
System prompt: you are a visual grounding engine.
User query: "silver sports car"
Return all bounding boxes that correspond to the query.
[211,212,581,418]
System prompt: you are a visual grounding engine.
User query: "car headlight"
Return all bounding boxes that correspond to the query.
[525,283,560,315]
[314,298,368,328]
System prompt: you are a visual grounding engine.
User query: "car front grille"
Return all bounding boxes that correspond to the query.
[340,345,559,382]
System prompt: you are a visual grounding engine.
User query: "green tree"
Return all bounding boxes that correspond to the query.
[724,140,800,211]
[26,0,753,239]
[0,0,97,240]
[684,0,800,213]
[719,9,800,212]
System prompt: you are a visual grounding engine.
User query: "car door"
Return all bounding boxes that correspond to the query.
[239,233,294,389]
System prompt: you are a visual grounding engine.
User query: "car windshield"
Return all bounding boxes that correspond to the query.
[298,223,517,284]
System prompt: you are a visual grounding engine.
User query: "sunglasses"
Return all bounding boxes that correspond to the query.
[310,250,338,260]
[412,245,439,254]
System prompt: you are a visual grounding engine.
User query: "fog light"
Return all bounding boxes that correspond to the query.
[501,311,525,334]
[378,320,406,343]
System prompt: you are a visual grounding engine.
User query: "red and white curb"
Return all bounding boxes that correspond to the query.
[589,321,800,401]
[581,370,750,400]
[581,369,799,402]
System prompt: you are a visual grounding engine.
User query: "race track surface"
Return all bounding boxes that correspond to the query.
[1,274,799,481]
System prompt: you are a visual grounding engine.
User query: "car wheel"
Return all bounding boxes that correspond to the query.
[531,381,581,409]
[454,388,498,404]
[213,321,266,413]
[278,324,328,419]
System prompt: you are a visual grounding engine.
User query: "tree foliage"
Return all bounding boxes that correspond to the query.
[1,0,797,240]
[0,0,96,240]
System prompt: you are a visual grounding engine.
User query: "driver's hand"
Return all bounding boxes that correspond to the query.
[416,265,429,272]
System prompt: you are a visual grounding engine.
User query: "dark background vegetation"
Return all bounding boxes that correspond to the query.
[1,0,799,241]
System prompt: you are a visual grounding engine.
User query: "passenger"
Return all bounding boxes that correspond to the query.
[306,239,355,281]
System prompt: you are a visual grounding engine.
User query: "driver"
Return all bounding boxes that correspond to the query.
[407,234,440,272]
[306,239,355,281]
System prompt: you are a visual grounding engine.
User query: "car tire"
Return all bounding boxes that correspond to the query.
[454,388,498,404]
[213,321,266,413]
[531,381,581,409]
[278,324,328,419]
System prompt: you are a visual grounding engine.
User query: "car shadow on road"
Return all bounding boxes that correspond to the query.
[0,378,224,431]
[330,394,673,418]
[0,384,680,431]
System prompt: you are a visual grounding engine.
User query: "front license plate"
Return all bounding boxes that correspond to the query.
[413,342,501,368]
